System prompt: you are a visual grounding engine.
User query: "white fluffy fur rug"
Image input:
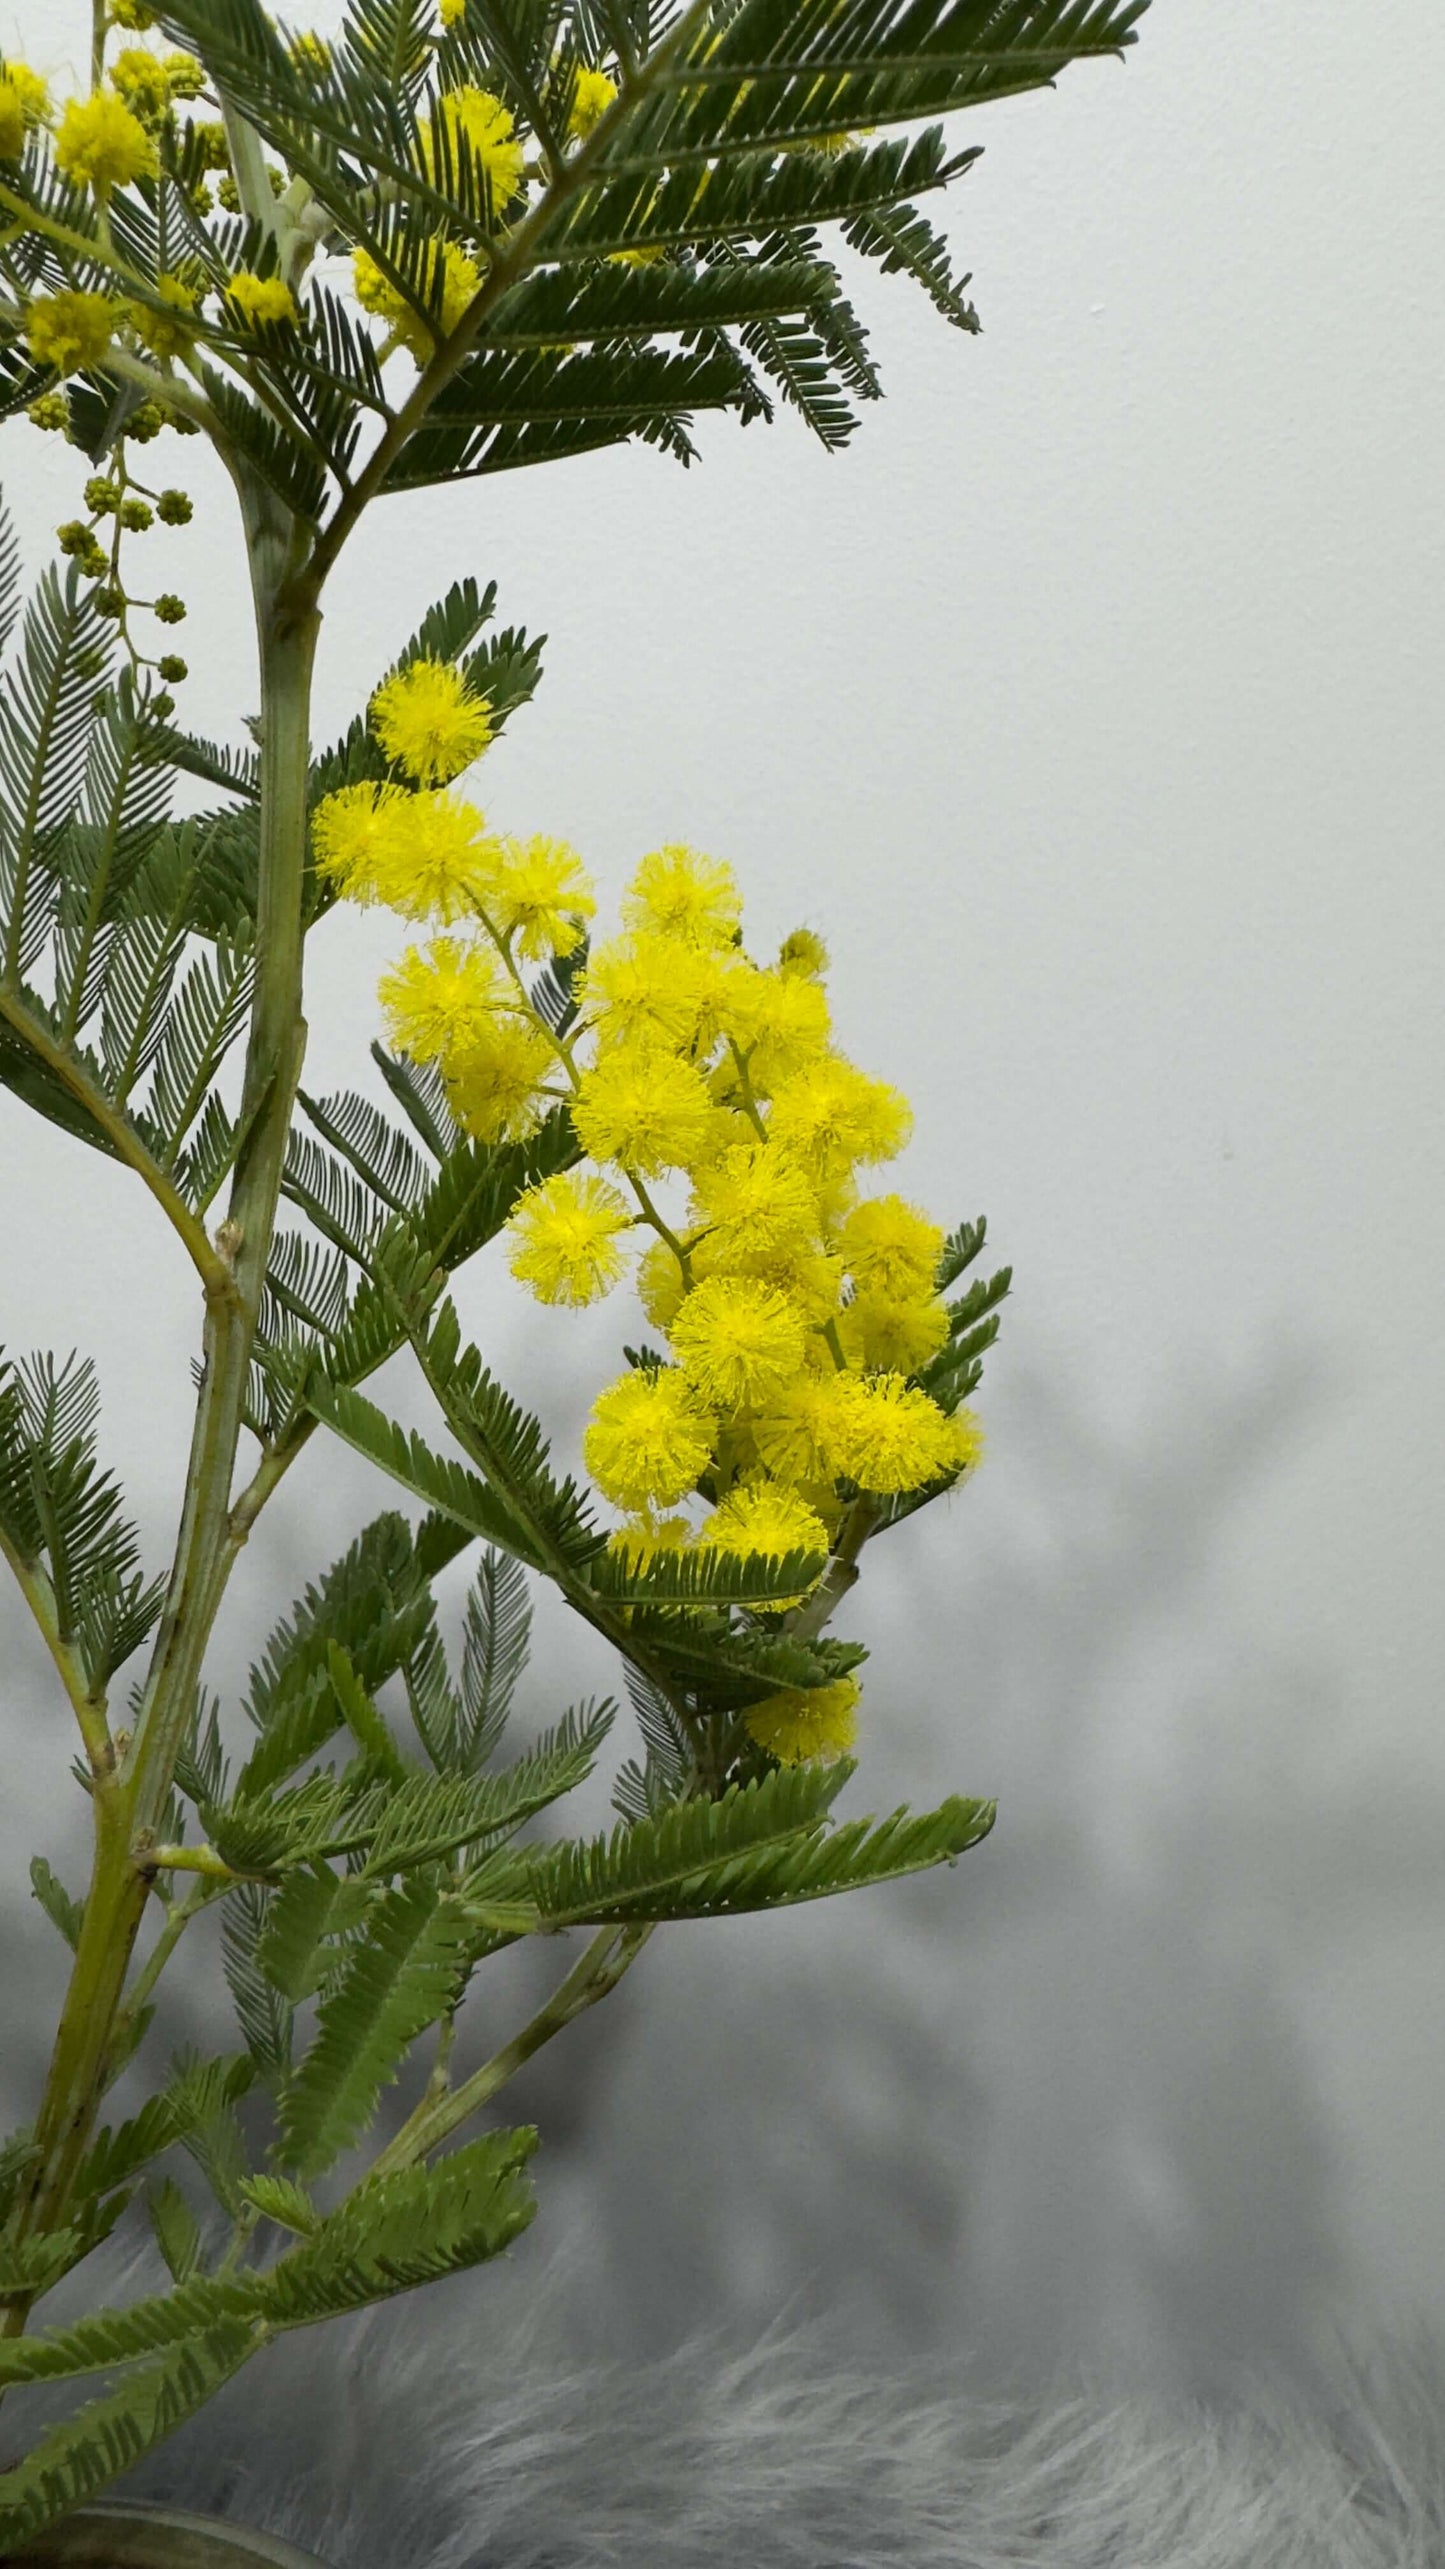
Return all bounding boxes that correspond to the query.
[55,2262,1440,2568]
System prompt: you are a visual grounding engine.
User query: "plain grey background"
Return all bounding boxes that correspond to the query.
[1,0,1441,2405]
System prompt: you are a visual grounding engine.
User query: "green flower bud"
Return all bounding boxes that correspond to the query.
[126,401,164,443]
[156,488,193,525]
[151,691,175,718]
[94,586,127,619]
[153,592,187,623]
[156,655,188,682]
[27,392,71,433]
[120,497,154,531]
[84,476,120,514]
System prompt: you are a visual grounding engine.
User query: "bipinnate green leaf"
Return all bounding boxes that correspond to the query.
[262,2130,538,2324]
[28,1856,85,1950]
[73,2055,255,2202]
[584,1543,829,1609]
[327,1639,409,1783]
[505,1763,996,1927]
[235,1511,442,1797]
[146,2177,203,2285]
[0,2319,260,2546]
[0,1349,164,1692]
[302,1378,548,1571]
[238,2174,319,2237]
[277,1880,478,2179]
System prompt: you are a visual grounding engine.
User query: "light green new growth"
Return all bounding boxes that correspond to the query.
[0,0,1147,2542]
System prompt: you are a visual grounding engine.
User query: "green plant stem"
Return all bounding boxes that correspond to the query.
[0,1531,110,1774]
[368,1922,652,2179]
[5,475,319,2313]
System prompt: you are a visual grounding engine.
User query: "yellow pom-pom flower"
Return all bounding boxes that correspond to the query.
[688,1143,819,1265]
[23,291,115,378]
[444,1014,554,1142]
[668,1274,808,1413]
[580,934,719,1053]
[778,926,829,979]
[225,272,299,329]
[483,835,595,959]
[506,1170,633,1306]
[722,963,831,1090]
[370,792,498,923]
[838,1195,944,1298]
[828,1374,956,1494]
[371,659,493,785]
[378,934,503,1065]
[837,1290,950,1378]
[133,271,197,358]
[703,1480,830,1607]
[750,1373,853,1487]
[568,66,618,140]
[354,238,482,357]
[428,86,526,213]
[766,1053,912,1177]
[623,843,742,949]
[746,1675,860,1767]
[571,1046,714,1178]
[605,1510,693,1571]
[55,90,157,190]
[584,1367,716,1511]
[311,781,411,902]
[110,46,177,119]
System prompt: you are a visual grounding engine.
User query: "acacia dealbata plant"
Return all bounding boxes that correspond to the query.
[0,0,1147,2540]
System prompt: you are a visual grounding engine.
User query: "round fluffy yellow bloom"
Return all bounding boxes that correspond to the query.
[778,926,829,979]
[637,1236,688,1334]
[133,270,196,357]
[571,1046,714,1177]
[828,1374,956,1494]
[23,291,115,378]
[945,1409,985,1475]
[767,1054,912,1177]
[688,1143,818,1265]
[225,272,299,329]
[722,963,830,1090]
[838,1195,944,1298]
[55,90,157,189]
[730,1244,843,1328]
[746,1675,859,1767]
[668,1274,808,1413]
[750,1373,853,1486]
[568,65,618,138]
[483,835,595,959]
[311,781,412,901]
[110,45,183,118]
[703,1480,830,1606]
[584,1367,716,1510]
[372,792,498,922]
[506,1170,632,1306]
[837,1290,949,1377]
[444,1014,554,1141]
[623,843,742,950]
[354,238,482,357]
[428,86,526,213]
[606,1510,692,1571]
[378,934,503,1065]
[371,659,493,785]
[580,933,719,1053]
[0,64,47,152]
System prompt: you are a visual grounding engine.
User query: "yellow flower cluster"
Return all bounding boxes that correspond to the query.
[54,88,156,190]
[332,689,985,1767]
[225,272,299,331]
[24,290,115,378]
[0,61,47,160]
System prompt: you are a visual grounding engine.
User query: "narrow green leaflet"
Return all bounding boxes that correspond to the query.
[277,1879,479,2178]
[261,2130,538,2324]
[0,2321,261,2548]
[301,1379,548,1570]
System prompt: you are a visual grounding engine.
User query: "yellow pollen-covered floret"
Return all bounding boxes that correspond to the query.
[225,272,299,329]
[584,1367,716,1511]
[837,1289,950,1378]
[702,1480,830,1607]
[55,89,157,189]
[378,934,503,1066]
[506,1170,632,1306]
[668,1274,808,1413]
[746,1674,860,1767]
[568,65,618,139]
[371,658,493,785]
[606,1510,693,1571]
[444,1013,554,1142]
[623,842,742,950]
[23,291,115,378]
[483,835,595,959]
[427,86,526,212]
[750,1372,853,1486]
[375,792,499,923]
[778,926,830,980]
[722,963,831,1091]
[580,933,719,1053]
[439,0,467,23]
[766,1053,912,1177]
[0,64,48,159]
[354,238,483,358]
[133,270,197,357]
[688,1142,819,1264]
[637,1236,689,1335]
[838,1194,944,1298]
[571,1045,714,1177]
[828,1373,958,1494]
[311,781,412,902]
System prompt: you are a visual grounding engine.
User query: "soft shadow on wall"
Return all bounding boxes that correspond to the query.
[0,1343,1420,2408]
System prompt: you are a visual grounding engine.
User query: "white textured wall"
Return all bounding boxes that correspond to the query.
[2,0,1442,2398]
